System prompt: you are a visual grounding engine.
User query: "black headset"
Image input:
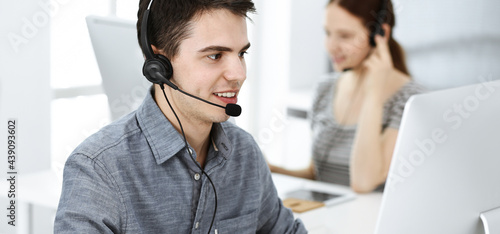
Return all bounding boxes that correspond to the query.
[342,0,389,72]
[369,0,389,47]
[139,0,242,117]
[139,2,219,234]
[140,0,178,90]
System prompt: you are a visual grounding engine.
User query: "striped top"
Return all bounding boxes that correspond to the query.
[310,73,426,189]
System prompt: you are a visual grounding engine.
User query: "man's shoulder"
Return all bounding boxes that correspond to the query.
[70,112,143,161]
[220,120,246,132]
[220,121,254,142]
[218,121,264,159]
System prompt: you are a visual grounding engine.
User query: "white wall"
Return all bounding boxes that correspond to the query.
[289,0,330,90]
[245,0,292,160]
[393,0,500,90]
[247,0,329,166]
[0,1,52,173]
[1,1,53,233]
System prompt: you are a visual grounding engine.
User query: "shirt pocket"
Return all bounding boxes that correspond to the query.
[215,211,257,234]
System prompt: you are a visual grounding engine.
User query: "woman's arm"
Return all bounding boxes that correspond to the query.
[349,93,398,193]
[268,160,316,180]
[349,29,400,193]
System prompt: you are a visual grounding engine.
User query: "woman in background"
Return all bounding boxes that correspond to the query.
[270,0,425,193]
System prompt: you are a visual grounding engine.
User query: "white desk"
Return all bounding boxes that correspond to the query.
[0,170,62,233]
[273,173,383,234]
[1,170,382,234]
[16,170,62,209]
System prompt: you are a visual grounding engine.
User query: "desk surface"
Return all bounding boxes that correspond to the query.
[273,173,382,234]
[2,170,382,233]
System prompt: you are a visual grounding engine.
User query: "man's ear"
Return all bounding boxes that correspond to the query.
[151,45,172,61]
[151,45,160,54]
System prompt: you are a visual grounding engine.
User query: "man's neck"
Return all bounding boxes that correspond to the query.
[154,85,212,168]
[182,119,212,169]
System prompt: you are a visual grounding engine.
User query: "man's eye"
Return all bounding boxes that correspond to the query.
[239,51,248,58]
[208,54,222,60]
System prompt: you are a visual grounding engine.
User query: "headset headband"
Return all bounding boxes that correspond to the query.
[140,0,155,60]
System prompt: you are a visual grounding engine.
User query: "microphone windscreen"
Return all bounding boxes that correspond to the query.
[225,104,242,117]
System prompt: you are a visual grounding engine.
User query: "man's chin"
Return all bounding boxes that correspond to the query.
[205,112,231,124]
[213,115,231,123]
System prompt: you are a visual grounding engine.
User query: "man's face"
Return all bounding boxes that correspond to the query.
[168,9,249,124]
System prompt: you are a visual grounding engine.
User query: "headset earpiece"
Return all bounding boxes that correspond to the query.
[369,0,388,47]
[142,54,175,87]
[140,1,176,89]
[369,27,385,47]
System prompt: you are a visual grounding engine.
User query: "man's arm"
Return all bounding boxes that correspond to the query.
[256,151,308,234]
[54,153,124,233]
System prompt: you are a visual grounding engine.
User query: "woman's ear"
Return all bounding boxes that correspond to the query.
[382,23,392,38]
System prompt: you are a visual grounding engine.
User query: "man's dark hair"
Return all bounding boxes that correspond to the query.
[137,0,256,60]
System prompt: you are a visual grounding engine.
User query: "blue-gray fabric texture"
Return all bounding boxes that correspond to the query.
[54,88,306,234]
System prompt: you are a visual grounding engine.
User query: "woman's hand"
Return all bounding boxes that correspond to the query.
[348,24,403,193]
[361,24,394,101]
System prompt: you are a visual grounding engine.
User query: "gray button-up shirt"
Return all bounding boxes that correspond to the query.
[54,88,307,234]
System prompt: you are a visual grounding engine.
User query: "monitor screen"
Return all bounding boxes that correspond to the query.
[375,79,500,234]
[86,15,150,121]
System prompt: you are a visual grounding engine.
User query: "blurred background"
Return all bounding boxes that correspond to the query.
[1,0,499,233]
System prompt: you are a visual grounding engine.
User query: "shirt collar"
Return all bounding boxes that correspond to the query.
[136,87,186,165]
[136,87,233,164]
[210,122,233,159]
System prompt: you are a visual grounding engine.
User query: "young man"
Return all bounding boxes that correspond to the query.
[54,0,307,233]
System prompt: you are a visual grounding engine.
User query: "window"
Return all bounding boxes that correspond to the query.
[50,0,112,166]
[50,0,261,168]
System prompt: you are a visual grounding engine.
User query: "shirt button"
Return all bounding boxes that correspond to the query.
[187,148,193,155]
[195,222,200,229]
[194,173,201,181]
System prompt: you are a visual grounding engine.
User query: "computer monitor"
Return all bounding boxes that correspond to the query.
[86,15,150,121]
[375,78,500,234]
